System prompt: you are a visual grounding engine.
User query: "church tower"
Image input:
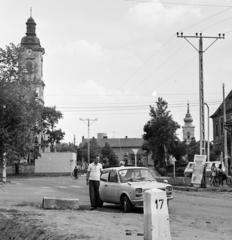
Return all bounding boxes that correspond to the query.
[182,103,195,144]
[19,14,49,154]
[19,15,45,105]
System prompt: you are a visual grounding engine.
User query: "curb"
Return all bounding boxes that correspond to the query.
[173,186,232,192]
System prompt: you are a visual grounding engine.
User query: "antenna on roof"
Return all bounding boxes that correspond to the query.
[30,7,32,17]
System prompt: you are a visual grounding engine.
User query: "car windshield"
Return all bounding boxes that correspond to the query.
[118,168,156,183]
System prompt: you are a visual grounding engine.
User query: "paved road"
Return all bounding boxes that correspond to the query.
[1,175,232,239]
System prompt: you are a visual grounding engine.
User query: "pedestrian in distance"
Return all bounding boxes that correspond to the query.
[119,160,125,167]
[217,163,224,186]
[73,166,78,179]
[86,155,103,210]
[210,163,217,186]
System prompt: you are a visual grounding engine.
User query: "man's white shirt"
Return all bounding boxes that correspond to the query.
[88,162,103,181]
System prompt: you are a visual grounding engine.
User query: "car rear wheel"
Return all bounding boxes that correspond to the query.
[123,196,132,213]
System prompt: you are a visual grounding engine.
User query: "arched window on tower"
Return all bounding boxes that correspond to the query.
[187,132,190,139]
[26,61,33,74]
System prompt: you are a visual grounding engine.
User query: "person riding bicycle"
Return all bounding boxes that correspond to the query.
[73,166,78,179]
[210,163,217,186]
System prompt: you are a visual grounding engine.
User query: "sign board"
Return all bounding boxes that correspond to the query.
[191,155,207,185]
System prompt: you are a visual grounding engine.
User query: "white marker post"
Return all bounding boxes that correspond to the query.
[144,188,171,240]
[132,148,139,167]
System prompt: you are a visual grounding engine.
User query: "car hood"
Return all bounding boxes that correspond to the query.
[126,181,171,190]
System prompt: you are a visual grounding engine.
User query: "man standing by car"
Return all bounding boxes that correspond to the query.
[86,155,103,210]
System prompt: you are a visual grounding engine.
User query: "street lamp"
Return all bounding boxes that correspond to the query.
[204,103,210,162]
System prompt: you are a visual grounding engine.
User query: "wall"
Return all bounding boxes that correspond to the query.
[35,152,76,173]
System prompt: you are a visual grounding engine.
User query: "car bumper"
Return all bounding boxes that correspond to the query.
[132,196,173,206]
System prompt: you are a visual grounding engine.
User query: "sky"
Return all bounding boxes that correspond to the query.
[1,0,232,145]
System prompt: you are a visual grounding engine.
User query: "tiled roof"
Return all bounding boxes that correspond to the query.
[82,138,144,148]
[210,90,232,118]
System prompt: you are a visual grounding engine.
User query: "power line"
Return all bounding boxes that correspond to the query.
[102,35,176,102]
[124,0,232,8]
[182,7,232,31]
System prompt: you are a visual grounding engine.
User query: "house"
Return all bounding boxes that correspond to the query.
[210,90,232,142]
[81,133,153,166]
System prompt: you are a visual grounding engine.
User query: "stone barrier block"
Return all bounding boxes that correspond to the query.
[42,197,80,210]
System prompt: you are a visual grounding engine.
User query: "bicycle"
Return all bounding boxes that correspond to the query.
[71,170,78,180]
[212,174,232,187]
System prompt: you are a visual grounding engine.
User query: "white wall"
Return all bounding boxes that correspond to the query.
[35,152,76,173]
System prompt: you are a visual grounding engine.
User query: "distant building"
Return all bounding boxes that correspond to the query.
[210,90,232,142]
[82,134,152,166]
[182,103,195,144]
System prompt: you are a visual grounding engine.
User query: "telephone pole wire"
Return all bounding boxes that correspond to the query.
[80,118,98,165]
[177,32,225,155]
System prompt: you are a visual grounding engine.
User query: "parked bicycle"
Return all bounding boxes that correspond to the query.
[212,173,232,187]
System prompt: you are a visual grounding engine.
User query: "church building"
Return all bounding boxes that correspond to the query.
[19,15,49,154]
[19,15,45,104]
[182,103,195,144]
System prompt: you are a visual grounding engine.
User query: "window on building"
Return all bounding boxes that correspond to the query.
[187,132,190,139]
[215,123,219,136]
[221,118,224,135]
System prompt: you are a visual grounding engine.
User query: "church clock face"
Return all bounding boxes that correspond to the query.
[26,48,32,55]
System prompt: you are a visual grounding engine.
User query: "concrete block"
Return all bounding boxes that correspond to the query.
[42,197,80,210]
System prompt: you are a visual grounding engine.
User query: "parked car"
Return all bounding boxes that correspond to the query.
[184,161,224,177]
[99,166,173,212]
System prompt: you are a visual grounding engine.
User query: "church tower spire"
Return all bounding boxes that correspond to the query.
[182,102,195,144]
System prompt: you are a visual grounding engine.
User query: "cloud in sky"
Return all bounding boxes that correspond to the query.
[126,2,202,29]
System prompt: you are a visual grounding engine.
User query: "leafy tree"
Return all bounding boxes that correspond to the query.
[101,142,118,166]
[55,142,77,153]
[41,106,64,152]
[170,140,187,162]
[185,138,200,162]
[143,97,180,173]
[78,137,101,163]
[0,43,43,175]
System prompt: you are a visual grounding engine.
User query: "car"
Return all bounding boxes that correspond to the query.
[99,166,173,212]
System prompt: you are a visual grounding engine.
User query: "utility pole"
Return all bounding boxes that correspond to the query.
[223,84,228,176]
[74,135,76,146]
[177,32,225,155]
[204,103,210,162]
[80,118,98,165]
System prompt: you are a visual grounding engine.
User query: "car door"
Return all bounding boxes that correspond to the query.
[99,170,109,202]
[104,170,120,204]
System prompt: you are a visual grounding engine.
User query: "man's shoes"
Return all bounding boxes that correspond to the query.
[90,207,98,210]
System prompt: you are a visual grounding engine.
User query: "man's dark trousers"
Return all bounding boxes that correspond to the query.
[89,180,100,208]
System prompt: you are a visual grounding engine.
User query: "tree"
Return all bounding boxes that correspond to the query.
[170,140,187,162]
[185,138,200,162]
[78,138,101,163]
[101,142,118,166]
[143,97,180,173]
[55,142,77,153]
[41,106,64,152]
[0,44,43,173]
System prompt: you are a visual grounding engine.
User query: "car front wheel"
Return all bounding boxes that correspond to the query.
[123,196,132,213]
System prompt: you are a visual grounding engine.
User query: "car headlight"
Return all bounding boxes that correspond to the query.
[166,186,172,192]
[135,188,143,193]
